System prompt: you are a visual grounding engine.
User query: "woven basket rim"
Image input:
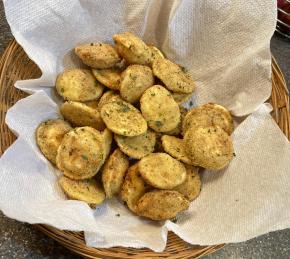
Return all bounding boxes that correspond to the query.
[0,39,289,259]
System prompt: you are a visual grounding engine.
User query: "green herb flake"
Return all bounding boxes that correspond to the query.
[81,155,88,160]
[151,93,156,96]
[155,121,163,127]
[180,66,188,73]
[189,101,193,106]
[121,105,130,113]
[129,74,138,81]
[233,153,236,157]
[115,213,120,217]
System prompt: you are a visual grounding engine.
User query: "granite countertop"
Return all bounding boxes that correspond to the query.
[0,2,290,259]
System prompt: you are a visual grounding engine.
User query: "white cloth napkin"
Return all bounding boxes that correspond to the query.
[1,0,289,252]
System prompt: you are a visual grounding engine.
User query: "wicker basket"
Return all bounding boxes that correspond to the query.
[0,40,289,259]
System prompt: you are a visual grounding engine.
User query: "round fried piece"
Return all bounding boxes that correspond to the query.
[36,119,72,164]
[92,68,122,90]
[101,100,147,136]
[163,106,188,136]
[184,126,234,170]
[148,45,164,63]
[171,92,192,105]
[113,32,152,65]
[121,163,149,213]
[60,101,105,130]
[120,65,154,103]
[102,149,129,198]
[140,85,180,132]
[75,43,121,69]
[135,190,189,220]
[161,135,196,165]
[56,69,104,102]
[174,165,201,201]
[115,129,156,159]
[139,153,186,189]
[97,91,122,110]
[102,128,113,160]
[182,103,234,136]
[152,59,195,93]
[56,127,105,179]
[59,176,105,205]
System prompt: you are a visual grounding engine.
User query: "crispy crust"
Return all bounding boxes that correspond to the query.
[102,149,129,198]
[113,32,152,65]
[152,59,195,93]
[59,176,105,205]
[56,69,104,102]
[36,119,72,164]
[120,65,154,103]
[174,165,201,201]
[136,190,189,220]
[139,153,187,189]
[184,126,234,170]
[115,129,156,159]
[75,43,121,69]
[121,163,149,213]
[92,68,122,90]
[56,127,105,179]
[60,101,105,130]
[161,135,196,165]
[140,85,180,132]
[182,103,234,136]
[101,100,147,136]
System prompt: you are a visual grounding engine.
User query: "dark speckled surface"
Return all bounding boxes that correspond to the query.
[0,2,289,258]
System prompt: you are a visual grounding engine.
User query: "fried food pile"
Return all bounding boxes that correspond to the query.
[36,32,234,221]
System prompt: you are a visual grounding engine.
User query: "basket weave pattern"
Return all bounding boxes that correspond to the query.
[0,40,289,258]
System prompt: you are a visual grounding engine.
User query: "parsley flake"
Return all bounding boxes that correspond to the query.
[81,155,88,160]
[180,66,188,73]
[155,121,163,127]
